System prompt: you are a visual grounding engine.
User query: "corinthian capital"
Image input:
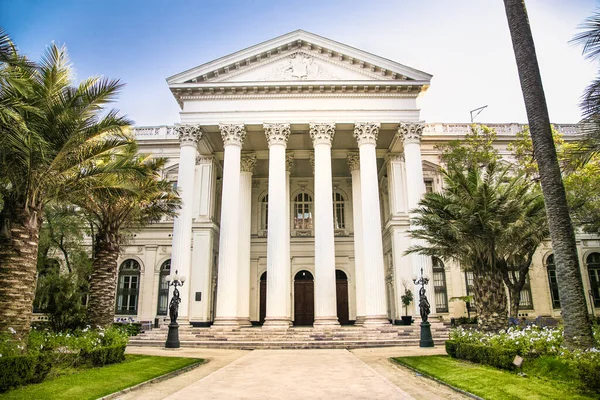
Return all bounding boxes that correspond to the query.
[309,123,336,146]
[240,153,257,173]
[346,152,360,172]
[219,124,247,147]
[353,123,380,146]
[398,122,424,144]
[263,123,290,147]
[176,125,202,147]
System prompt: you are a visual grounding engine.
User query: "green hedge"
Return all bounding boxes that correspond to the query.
[445,340,518,370]
[0,353,52,392]
[81,344,126,366]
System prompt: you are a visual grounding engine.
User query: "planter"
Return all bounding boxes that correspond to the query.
[401,316,413,325]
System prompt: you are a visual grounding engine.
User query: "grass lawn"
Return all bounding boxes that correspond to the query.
[0,355,203,400]
[393,355,600,400]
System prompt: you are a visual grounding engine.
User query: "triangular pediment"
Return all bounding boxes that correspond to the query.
[167,30,432,85]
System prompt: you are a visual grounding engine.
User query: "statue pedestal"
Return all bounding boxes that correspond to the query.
[165,322,180,348]
[419,321,434,348]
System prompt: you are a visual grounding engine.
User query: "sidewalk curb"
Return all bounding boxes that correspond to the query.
[99,359,206,400]
[390,358,484,400]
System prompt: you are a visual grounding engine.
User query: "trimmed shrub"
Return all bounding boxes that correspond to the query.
[81,345,126,366]
[450,341,517,370]
[0,354,51,392]
[445,340,458,358]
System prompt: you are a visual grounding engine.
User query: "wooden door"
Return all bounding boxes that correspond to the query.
[259,272,267,324]
[294,270,314,326]
[336,270,349,325]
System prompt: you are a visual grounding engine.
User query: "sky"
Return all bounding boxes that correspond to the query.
[2,0,600,125]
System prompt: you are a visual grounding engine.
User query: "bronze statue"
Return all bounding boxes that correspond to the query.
[419,286,430,322]
[169,287,181,324]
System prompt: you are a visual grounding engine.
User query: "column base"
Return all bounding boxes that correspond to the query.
[354,316,366,326]
[262,317,291,329]
[211,317,240,328]
[313,316,340,328]
[361,315,391,326]
[237,317,252,327]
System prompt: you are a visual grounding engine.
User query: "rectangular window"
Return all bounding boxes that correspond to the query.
[465,271,476,310]
[424,179,434,194]
[519,274,534,310]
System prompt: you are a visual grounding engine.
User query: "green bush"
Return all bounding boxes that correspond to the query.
[449,341,517,370]
[81,345,126,366]
[445,340,458,358]
[112,322,141,337]
[0,354,51,392]
[564,349,600,394]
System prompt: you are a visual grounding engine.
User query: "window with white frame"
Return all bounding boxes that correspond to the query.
[294,192,313,230]
[333,192,345,229]
[260,194,269,230]
[157,260,170,315]
[432,257,448,312]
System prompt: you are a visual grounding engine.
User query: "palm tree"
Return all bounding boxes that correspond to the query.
[408,162,520,331]
[77,153,179,327]
[496,183,548,318]
[503,0,594,349]
[0,42,134,337]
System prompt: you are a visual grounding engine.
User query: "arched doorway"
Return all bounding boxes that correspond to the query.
[294,270,314,326]
[259,272,267,324]
[336,270,349,325]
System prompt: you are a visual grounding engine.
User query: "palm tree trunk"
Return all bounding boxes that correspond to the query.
[0,207,41,338]
[473,267,508,331]
[87,229,119,327]
[503,0,594,349]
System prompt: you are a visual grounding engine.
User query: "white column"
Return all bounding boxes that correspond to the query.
[285,154,294,320]
[263,123,292,328]
[310,123,340,327]
[399,122,435,314]
[170,125,201,319]
[213,124,247,327]
[353,123,390,325]
[237,153,256,326]
[387,154,408,215]
[347,153,366,324]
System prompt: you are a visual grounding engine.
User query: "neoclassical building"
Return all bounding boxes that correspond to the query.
[112,30,600,327]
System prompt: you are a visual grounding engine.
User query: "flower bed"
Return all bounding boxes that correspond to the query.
[0,326,129,392]
[447,325,600,393]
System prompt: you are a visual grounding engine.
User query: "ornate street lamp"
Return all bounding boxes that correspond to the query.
[413,267,434,347]
[165,270,186,349]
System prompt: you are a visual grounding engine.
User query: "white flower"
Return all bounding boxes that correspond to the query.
[8,327,16,334]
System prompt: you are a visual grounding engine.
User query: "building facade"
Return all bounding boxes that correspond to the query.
[113,31,600,326]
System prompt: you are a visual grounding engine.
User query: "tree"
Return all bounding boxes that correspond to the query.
[0,40,134,338]
[503,0,594,349]
[408,162,523,331]
[78,154,179,327]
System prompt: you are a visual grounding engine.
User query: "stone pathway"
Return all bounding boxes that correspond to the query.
[119,346,468,400]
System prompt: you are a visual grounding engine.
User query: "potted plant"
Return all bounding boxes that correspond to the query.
[400,285,414,325]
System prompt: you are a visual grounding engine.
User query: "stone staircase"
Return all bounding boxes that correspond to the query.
[129,322,450,349]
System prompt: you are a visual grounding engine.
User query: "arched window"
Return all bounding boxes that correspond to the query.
[333,192,345,229]
[546,254,561,309]
[464,271,476,310]
[260,194,269,230]
[518,274,534,310]
[587,252,600,308]
[432,257,448,313]
[116,259,140,315]
[157,260,171,315]
[294,192,313,230]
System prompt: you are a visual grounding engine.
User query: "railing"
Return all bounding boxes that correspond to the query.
[131,123,582,140]
[423,123,581,136]
[131,125,178,140]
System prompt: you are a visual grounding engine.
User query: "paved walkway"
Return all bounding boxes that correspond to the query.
[120,346,468,400]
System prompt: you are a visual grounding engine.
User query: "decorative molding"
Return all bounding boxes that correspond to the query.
[240,153,257,173]
[219,124,247,147]
[309,153,315,173]
[263,52,339,81]
[285,153,295,172]
[346,152,360,172]
[309,123,336,146]
[176,125,202,147]
[263,123,291,147]
[353,123,380,146]
[178,91,420,102]
[386,153,405,163]
[398,122,424,144]
[196,155,214,165]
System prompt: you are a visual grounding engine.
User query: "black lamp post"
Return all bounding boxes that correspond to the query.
[413,267,434,348]
[165,270,186,349]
